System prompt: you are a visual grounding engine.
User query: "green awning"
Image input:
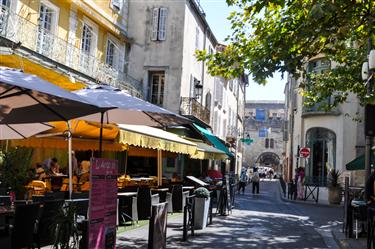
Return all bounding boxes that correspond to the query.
[193,124,234,158]
[345,152,375,171]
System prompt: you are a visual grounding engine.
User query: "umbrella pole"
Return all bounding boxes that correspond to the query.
[157,149,162,186]
[99,111,104,157]
[67,121,73,200]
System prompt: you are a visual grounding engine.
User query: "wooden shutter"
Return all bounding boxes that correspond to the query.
[151,8,159,41]
[158,7,167,40]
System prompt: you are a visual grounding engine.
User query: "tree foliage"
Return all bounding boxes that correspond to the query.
[196,0,375,107]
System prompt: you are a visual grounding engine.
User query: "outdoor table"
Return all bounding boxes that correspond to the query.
[117,192,137,197]
[182,186,195,195]
[151,188,169,203]
[351,200,367,239]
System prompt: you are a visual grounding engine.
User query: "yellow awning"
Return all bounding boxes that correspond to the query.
[127,146,178,158]
[187,139,228,160]
[0,55,85,91]
[11,137,127,152]
[118,124,197,156]
[48,120,119,140]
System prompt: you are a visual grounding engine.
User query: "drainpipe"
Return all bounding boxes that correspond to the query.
[200,27,207,105]
[234,77,241,174]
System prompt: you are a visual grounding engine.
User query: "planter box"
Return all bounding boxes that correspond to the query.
[194,197,210,229]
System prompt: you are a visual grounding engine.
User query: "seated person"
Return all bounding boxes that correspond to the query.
[79,160,91,192]
[35,163,48,181]
[50,158,63,176]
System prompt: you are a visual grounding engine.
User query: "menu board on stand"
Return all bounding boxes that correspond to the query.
[88,158,118,249]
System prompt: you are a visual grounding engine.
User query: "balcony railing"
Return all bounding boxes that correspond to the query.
[180,97,210,125]
[0,7,142,97]
[226,126,238,139]
[302,96,340,116]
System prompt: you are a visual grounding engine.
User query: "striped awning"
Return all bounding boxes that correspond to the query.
[118,124,197,156]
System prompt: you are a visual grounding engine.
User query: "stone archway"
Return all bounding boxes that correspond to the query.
[256,152,280,167]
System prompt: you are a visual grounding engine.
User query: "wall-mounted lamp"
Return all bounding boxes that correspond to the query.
[194,79,203,99]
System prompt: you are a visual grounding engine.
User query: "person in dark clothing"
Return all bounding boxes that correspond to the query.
[252,167,260,194]
[238,170,248,194]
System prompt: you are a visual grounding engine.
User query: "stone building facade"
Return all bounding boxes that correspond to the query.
[243,100,285,174]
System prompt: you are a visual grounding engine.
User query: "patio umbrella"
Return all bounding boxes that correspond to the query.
[0,123,53,140]
[207,169,223,179]
[74,85,192,154]
[0,67,104,123]
[0,67,108,199]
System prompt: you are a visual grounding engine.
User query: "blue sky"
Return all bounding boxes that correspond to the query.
[200,0,285,101]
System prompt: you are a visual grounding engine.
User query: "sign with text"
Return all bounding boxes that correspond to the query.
[88,158,118,249]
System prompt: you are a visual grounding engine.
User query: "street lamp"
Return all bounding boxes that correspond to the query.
[194,80,203,99]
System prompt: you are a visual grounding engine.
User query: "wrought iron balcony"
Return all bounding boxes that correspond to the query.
[180,97,210,125]
[0,7,142,97]
[302,96,340,117]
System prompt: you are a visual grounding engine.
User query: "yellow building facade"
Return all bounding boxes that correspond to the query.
[0,0,141,95]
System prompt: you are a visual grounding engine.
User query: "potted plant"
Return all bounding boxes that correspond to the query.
[193,187,210,229]
[0,147,34,199]
[327,169,342,205]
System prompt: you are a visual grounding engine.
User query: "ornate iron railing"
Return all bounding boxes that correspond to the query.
[0,7,142,97]
[180,97,210,125]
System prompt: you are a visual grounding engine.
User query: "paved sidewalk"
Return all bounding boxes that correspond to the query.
[279,180,367,249]
[116,180,349,248]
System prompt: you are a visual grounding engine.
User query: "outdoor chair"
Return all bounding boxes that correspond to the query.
[166,192,173,213]
[118,194,138,225]
[34,200,64,248]
[134,188,159,220]
[0,203,40,249]
[171,185,189,212]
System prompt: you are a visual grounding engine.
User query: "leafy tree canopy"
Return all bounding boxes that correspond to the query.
[196,0,375,108]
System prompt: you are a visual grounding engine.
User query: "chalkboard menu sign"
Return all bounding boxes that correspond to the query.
[88,158,118,249]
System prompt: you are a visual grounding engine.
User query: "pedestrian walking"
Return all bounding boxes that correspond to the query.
[238,169,248,194]
[252,167,260,194]
[365,170,375,208]
[297,167,305,199]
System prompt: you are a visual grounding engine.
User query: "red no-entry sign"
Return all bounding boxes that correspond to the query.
[299,147,310,158]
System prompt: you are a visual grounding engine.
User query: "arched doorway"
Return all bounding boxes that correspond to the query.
[256,152,280,167]
[306,127,336,186]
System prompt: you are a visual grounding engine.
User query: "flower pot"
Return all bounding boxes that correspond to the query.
[328,187,342,205]
[194,197,210,229]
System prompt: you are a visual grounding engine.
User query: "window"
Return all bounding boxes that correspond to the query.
[228,80,233,91]
[195,27,199,50]
[208,46,213,55]
[214,78,223,107]
[106,38,119,69]
[151,7,167,41]
[37,1,59,56]
[149,71,165,106]
[110,0,122,11]
[205,92,211,110]
[80,20,97,72]
[265,138,269,148]
[0,0,10,34]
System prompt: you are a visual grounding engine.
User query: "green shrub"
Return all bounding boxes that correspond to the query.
[194,187,210,198]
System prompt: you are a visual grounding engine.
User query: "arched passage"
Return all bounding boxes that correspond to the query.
[256,152,280,167]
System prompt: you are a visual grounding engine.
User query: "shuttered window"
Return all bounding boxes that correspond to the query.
[151,7,167,41]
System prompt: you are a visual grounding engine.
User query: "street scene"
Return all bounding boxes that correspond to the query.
[0,0,374,249]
